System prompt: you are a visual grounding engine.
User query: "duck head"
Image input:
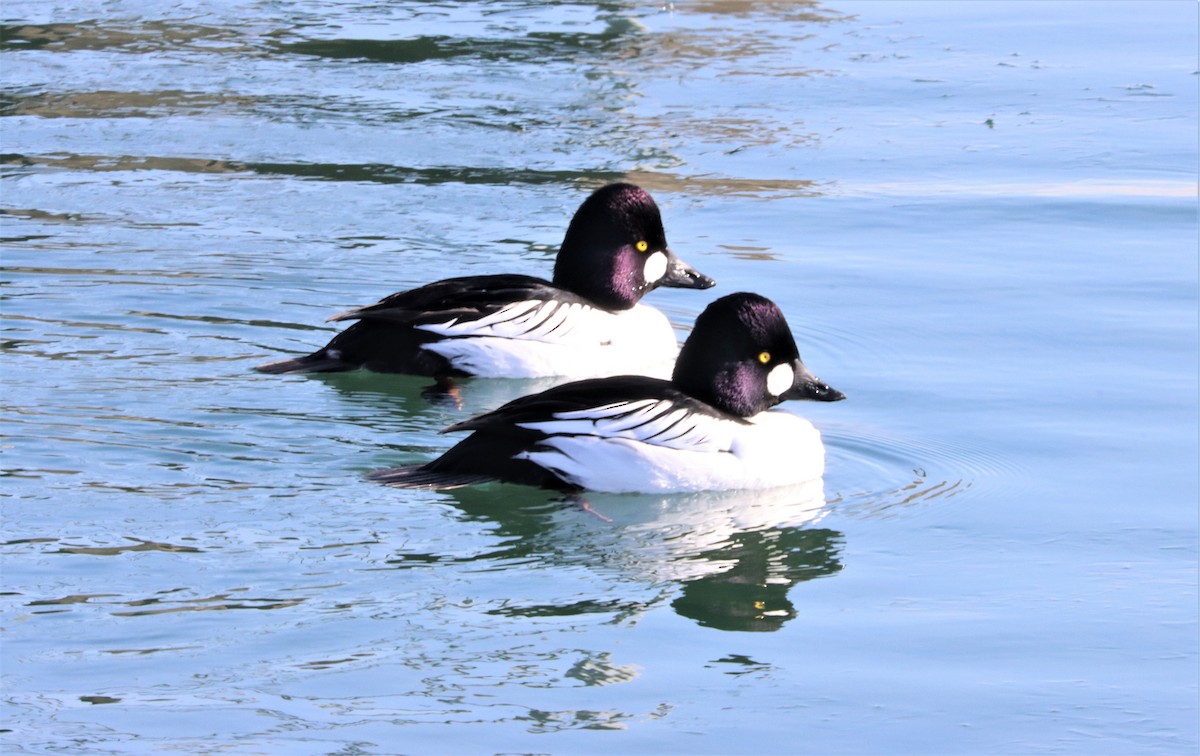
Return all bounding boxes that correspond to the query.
[673,292,845,417]
[553,183,715,311]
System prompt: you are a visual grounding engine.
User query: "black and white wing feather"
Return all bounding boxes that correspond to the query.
[330,274,595,339]
[257,274,601,375]
[371,377,744,490]
[448,377,741,451]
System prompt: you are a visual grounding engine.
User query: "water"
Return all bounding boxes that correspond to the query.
[2,1,1196,752]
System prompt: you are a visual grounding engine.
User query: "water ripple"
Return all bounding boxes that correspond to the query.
[822,421,1026,519]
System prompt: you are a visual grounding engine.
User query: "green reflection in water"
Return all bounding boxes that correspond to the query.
[672,526,843,632]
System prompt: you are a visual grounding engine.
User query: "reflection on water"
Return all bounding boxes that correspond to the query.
[386,481,841,632]
[672,526,842,632]
[384,456,963,632]
[1,152,825,198]
[25,588,305,617]
[275,27,636,64]
[52,537,202,555]
[0,153,244,175]
[0,21,253,53]
[0,91,260,119]
[2,477,857,634]
[1,0,838,198]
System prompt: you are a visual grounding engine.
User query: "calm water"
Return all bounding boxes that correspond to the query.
[2,1,1197,753]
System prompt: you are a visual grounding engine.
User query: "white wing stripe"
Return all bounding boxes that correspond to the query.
[553,399,657,420]
[523,302,576,340]
[467,300,543,328]
[416,300,543,337]
[416,300,604,343]
[516,418,597,436]
[518,399,734,452]
[637,408,691,441]
[593,403,670,434]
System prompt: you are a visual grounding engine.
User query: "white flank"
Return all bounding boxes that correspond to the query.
[419,302,678,378]
[516,408,826,493]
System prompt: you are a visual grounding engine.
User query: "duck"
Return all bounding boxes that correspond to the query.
[370,292,845,493]
[255,183,715,378]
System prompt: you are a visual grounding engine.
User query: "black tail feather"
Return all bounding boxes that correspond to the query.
[254,352,356,374]
[367,465,497,490]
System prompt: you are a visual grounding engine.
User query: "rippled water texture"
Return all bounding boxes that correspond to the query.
[2,1,1197,752]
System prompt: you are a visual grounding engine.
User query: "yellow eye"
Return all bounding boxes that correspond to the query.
[635,240,649,252]
[758,351,771,364]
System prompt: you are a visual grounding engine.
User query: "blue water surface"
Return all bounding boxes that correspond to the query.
[1,1,1196,753]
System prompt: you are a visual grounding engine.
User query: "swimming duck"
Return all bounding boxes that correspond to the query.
[370,292,845,493]
[256,183,715,378]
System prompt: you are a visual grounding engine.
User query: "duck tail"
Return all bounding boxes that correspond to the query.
[254,351,356,374]
[367,465,496,490]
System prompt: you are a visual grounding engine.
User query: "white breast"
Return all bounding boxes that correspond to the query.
[516,408,827,493]
[418,301,678,378]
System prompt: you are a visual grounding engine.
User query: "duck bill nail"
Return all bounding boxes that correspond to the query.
[783,372,846,403]
[661,255,716,290]
[813,383,847,402]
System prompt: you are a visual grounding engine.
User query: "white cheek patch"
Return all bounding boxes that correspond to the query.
[643,252,668,285]
[766,363,794,397]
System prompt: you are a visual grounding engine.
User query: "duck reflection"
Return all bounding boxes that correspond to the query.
[399,480,844,633]
[670,526,841,632]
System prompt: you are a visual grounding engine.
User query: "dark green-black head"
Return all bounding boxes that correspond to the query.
[553,183,715,311]
[672,292,845,417]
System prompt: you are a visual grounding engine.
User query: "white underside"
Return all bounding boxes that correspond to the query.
[417,300,677,378]
[516,408,827,493]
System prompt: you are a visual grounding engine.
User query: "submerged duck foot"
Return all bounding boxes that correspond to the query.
[420,375,464,410]
[568,495,613,523]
